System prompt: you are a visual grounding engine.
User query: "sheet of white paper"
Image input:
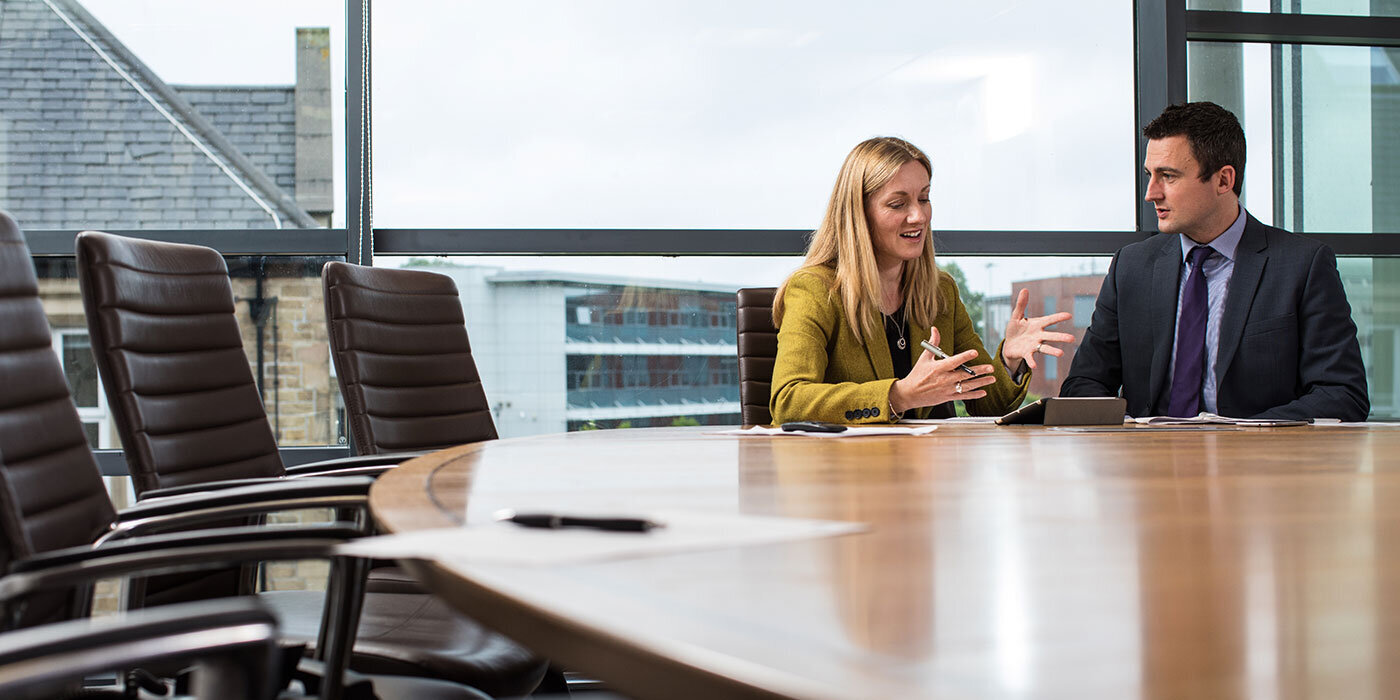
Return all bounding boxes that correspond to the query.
[708,425,937,438]
[900,416,998,424]
[337,510,867,566]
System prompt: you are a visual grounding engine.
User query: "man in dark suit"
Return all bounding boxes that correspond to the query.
[1061,102,1369,421]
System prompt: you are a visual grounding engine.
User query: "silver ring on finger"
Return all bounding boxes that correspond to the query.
[955,381,963,394]
[1036,343,1044,354]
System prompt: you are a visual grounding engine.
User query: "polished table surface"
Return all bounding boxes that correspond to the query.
[369,423,1400,700]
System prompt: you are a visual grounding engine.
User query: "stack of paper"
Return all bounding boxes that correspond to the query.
[1132,413,1307,427]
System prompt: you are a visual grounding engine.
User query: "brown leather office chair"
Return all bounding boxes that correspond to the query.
[322,262,497,455]
[74,231,547,697]
[736,287,778,426]
[0,212,493,699]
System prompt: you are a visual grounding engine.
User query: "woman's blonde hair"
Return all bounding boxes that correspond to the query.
[773,136,941,343]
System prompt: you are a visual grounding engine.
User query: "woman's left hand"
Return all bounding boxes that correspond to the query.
[1002,288,1076,370]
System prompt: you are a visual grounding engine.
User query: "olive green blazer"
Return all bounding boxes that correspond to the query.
[770,266,1029,424]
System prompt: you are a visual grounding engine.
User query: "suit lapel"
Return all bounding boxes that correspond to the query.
[1147,235,1183,411]
[864,312,894,380]
[1214,216,1267,385]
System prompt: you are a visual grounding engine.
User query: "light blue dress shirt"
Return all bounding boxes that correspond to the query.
[1167,204,1247,414]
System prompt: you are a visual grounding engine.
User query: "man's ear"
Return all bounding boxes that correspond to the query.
[1215,165,1236,195]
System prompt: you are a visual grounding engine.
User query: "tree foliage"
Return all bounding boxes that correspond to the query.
[941,261,984,335]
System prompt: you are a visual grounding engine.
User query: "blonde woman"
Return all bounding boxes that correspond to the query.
[770,137,1073,424]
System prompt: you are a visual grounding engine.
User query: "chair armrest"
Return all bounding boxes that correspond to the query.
[11,525,365,575]
[2,533,369,699]
[285,464,394,479]
[282,451,427,476]
[141,477,290,500]
[0,598,281,700]
[108,477,375,543]
[0,536,357,605]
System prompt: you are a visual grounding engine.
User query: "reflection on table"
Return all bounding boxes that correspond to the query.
[369,424,1400,700]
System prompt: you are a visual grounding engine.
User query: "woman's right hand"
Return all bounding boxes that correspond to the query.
[888,328,997,413]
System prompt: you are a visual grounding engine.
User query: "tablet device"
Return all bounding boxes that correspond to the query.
[995,397,1127,426]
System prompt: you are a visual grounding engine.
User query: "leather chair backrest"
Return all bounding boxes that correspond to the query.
[76,232,284,495]
[0,212,116,626]
[736,287,778,426]
[322,262,497,454]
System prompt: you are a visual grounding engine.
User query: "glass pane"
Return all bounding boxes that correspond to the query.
[0,1,343,229]
[80,422,99,447]
[61,333,98,407]
[372,1,1137,231]
[1187,0,1400,17]
[375,255,1112,433]
[1188,41,1400,232]
[1343,257,1400,418]
[946,256,1112,402]
[35,254,345,447]
[1073,295,1096,327]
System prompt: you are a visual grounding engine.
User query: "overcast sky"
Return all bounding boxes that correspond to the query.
[79,0,1132,295]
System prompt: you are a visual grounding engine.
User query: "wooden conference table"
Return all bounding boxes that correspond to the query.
[369,423,1400,700]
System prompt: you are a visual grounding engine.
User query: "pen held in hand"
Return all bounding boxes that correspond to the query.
[920,340,978,376]
[494,509,664,533]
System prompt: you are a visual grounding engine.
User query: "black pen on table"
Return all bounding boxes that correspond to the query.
[920,340,978,376]
[495,509,663,532]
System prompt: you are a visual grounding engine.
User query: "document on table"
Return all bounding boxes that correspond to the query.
[710,425,937,438]
[337,510,867,567]
[900,416,998,425]
[1132,412,1307,427]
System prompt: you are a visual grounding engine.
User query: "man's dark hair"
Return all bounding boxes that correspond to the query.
[1143,101,1245,196]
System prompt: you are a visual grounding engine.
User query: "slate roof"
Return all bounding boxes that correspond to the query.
[175,85,297,196]
[0,0,316,230]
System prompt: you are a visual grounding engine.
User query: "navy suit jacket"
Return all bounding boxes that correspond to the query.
[1061,214,1369,421]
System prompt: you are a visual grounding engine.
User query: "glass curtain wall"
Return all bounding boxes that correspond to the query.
[370,1,1136,436]
[1187,5,1400,416]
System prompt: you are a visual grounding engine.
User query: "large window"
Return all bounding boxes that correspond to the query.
[9,0,1400,483]
[371,1,1137,231]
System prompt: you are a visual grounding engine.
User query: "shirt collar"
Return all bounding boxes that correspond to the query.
[1180,203,1246,263]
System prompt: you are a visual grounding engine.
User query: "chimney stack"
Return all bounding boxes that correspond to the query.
[295,27,333,226]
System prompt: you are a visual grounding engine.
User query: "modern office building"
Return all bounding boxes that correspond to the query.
[982,275,1103,399]
[422,264,741,437]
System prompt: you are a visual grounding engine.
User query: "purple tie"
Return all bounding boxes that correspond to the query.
[1166,245,1214,417]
